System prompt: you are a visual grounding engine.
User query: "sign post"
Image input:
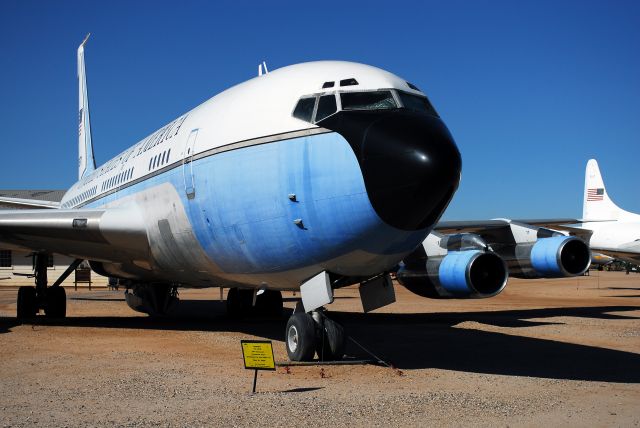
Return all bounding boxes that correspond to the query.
[241,340,275,393]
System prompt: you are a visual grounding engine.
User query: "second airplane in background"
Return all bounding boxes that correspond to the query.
[575,159,640,264]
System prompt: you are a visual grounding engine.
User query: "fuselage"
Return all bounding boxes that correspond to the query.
[581,221,640,263]
[59,61,462,289]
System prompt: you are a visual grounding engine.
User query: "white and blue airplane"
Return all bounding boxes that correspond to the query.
[0,36,591,361]
[573,159,640,264]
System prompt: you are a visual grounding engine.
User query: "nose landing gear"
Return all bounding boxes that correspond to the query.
[285,308,346,362]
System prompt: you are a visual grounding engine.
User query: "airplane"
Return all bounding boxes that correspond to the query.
[573,159,640,264]
[591,252,615,268]
[0,36,591,362]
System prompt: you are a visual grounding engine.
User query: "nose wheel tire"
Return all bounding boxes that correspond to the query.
[316,315,346,361]
[285,312,316,361]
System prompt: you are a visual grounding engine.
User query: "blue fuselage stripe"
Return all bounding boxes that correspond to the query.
[84,132,430,275]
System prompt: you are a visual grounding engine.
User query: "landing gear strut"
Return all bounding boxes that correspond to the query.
[16,254,82,320]
[285,308,346,362]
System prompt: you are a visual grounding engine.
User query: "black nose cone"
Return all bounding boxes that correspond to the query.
[320,111,461,231]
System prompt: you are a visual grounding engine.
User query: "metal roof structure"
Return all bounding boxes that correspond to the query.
[0,190,65,202]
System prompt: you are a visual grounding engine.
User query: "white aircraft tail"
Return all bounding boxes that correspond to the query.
[583,159,640,222]
[77,33,96,179]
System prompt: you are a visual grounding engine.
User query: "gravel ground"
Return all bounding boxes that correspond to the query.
[1,271,639,427]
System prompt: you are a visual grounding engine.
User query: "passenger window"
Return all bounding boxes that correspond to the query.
[340,91,397,110]
[315,95,337,122]
[293,97,317,122]
[398,92,439,117]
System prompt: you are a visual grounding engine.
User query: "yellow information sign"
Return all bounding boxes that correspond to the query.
[241,340,276,371]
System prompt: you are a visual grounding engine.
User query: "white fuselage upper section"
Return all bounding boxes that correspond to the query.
[61,61,425,208]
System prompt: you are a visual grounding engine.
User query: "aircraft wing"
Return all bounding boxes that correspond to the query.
[435,218,593,241]
[0,196,61,209]
[0,207,150,263]
[590,245,640,264]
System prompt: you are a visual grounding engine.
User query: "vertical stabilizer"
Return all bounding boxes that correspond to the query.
[583,159,639,221]
[78,34,96,179]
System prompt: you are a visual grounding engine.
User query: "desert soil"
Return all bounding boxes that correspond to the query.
[0,271,639,427]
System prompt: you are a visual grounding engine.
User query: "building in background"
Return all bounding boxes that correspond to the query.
[0,190,107,288]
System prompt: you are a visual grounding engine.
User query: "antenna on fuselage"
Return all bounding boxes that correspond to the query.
[258,61,269,76]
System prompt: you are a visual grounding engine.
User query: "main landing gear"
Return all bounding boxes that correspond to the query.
[124,283,179,317]
[16,254,82,321]
[226,288,283,318]
[285,308,346,362]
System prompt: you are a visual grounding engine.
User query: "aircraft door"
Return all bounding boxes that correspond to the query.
[182,129,198,199]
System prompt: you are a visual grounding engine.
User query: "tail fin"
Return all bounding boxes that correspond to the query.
[77,33,96,179]
[583,159,639,221]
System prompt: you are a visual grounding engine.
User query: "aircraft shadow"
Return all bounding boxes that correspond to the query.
[1,303,639,383]
[332,306,640,383]
[69,297,126,302]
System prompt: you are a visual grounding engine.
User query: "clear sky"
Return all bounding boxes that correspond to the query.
[1,0,638,220]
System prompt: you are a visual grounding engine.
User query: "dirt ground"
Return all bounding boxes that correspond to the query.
[1,271,639,427]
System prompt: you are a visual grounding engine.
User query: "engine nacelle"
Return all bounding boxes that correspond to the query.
[499,235,591,278]
[397,250,508,299]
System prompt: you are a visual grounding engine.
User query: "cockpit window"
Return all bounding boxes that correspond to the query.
[340,78,358,87]
[293,97,317,122]
[397,91,439,117]
[406,82,421,91]
[322,81,335,88]
[315,94,337,122]
[340,91,397,111]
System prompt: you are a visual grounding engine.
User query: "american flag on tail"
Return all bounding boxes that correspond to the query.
[587,188,604,201]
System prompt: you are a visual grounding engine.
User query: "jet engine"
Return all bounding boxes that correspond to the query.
[496,235,591,278]
[396,223,592,297]
[396,233,508,298]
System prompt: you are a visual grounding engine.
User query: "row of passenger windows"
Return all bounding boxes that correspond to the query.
[62,185,97,208]
[293,90,439,124]
[149,149,171,171]
[101,167,134,192]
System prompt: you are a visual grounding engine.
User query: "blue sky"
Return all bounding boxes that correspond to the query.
[1,0,638,219]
